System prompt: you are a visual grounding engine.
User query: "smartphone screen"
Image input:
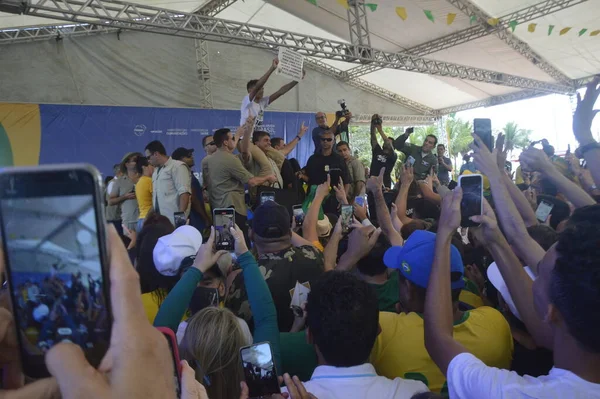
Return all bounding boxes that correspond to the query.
[157,327,182,398]
[406,156,416,167]
[536,201,554,223]
[292,205,304,227]
[174,212,186,228]
[354,195,366,207]
[473,118,493,151]
[240,342,280,398]
[260,192,276,205]
[0,165,111,378]
[341,204,353,234]
[459,174,483,228]
[213,208,235,251]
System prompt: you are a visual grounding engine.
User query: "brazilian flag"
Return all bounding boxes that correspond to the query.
[0,122,14,167]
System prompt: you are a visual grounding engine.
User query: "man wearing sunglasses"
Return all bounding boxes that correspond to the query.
[305,130,351,214]
[312,111,352,154]
[201,135,217,191]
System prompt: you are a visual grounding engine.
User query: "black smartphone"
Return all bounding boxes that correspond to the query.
[213,208,235,251]
[240,342,280,398]
[189,287,219,315]
[0,165,112,378]
[156,327,182,398]
[260,191,276,205]
[341,204,353,234]
[473,118,493,152]
[292,205,304,227]
[459,174,483,228]
[174,212,187,228]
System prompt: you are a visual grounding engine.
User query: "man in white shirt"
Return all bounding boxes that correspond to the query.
[239,57,304,130]
[285,271,428,399]
[424,190,600,399]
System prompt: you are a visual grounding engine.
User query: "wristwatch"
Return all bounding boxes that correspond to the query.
[575,141,600,158]
[295,135,301,141]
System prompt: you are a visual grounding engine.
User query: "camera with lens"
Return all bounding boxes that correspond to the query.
[372,114,383,126]
[335,99,351,118]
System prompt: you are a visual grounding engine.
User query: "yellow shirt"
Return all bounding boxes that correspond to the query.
[142,289,188,324]
[136,175,153,219]
[371,307,513,394]
[459,290,484,309]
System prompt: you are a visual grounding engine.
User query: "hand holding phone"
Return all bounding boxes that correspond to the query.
[536,200,554,223]
[473,118,493,152]
[292,205,304,227]
[341,204,353,234]
[213,208,235,251]
[174,212,187,228]
[156,327,182,398]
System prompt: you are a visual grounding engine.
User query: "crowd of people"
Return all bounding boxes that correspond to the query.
[1,62,600,399]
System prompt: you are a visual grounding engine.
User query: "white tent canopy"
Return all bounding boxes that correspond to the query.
[0,0,598,114]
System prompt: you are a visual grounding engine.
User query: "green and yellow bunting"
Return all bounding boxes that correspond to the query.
[548,25,555,36]
[365,3,377,12]
[560,27,572,36]
[424,10,435,23]
[447,13,456,25]
[528,23,537,33]
[396,7,407,21]
[509,20,518,32]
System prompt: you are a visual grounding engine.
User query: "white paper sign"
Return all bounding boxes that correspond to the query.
[277,47,304,82]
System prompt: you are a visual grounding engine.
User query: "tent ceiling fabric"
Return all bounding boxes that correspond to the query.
[0,0,598,111]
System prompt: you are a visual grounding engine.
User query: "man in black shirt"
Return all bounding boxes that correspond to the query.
[369,114,397,189]
[305,130,351,213]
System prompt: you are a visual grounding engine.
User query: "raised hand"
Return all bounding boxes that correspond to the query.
[298,122,308,137]
[573,76,600,144]
[470,197,503,243]
[353,201,368,222]
[495,133,508,172]
[400,164,414,187]
[470,134,501,178]
[272,57,279,69]
[366,167,385,193]
[438,187,462,235]
[230,224,249,256]
[333,177,348,204]
[519,147,554,174]
[194,227,228,273]
[315,174,331,199]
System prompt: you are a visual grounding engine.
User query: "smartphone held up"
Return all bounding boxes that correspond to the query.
[458,174,483,228]
[240,342,280,398]
[0,165,112,378]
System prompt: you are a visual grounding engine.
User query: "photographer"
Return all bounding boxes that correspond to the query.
[369,114,397,189]
[312,106,352,154]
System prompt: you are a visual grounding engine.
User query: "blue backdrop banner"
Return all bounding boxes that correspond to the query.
[38,104,317,176]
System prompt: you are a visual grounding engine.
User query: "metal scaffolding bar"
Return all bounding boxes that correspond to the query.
[0,0,573,94]
[435,89,546,115]
[352,113,437,125]
[346,0,370,48]
[344,0,586,80]
[195,38,213,108]
[193,0,237,16]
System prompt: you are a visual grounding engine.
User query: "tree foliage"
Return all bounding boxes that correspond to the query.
[501,122,532,156]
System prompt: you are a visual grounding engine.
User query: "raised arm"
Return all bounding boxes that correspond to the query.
[248,58,277,102]
[395,165,415,225]
[392,127,415,154]
[323,218,342,272]
[269,80,299,104]
[367,168,403,246]
[279,123,308,156]
[520,147,595,209]
[370,118,379,149]
[230,225,281,372]
[472,200,553,349]
[471,135,546,274]
[424,190,468,374]
[237,117,255,161]
[153,228,225,332]
[303,176,330,244]
[573,76,600,188]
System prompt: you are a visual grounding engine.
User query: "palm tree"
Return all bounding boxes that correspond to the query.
[502,122,532,157]
[445,117,473,173]
[409,125,439,146]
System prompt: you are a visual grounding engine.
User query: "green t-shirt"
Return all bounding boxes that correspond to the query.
[279,331,317,381]
[370,271,400,313]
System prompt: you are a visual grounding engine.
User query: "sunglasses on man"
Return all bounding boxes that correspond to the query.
[321,138,333,142]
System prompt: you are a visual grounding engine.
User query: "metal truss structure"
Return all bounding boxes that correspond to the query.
[343,0,586,80]
[193,0,237,16]
[436,89,546,115]
[194,38,212,108]
[0,0,575,96]
[352,113,437,125]
[346,0,370,49]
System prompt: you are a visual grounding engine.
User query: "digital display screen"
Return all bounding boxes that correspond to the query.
[241,342,279,398]
[460,176,482,227]
[214,209,235,251]
[0,195,109,355]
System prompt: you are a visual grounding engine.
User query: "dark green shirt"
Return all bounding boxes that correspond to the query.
[393,136,438,181]
[370,270,400,313]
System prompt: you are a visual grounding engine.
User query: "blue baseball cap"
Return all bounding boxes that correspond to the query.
[383,230,465,290]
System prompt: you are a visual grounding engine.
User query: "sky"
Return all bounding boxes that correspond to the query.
[455,90,600,159]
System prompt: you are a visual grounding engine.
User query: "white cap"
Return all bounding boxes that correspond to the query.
[317,215,332,237]
[487,262,536,321]
[153,226,203,276]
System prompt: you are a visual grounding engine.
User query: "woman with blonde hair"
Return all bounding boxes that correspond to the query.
[154,226,280,399]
